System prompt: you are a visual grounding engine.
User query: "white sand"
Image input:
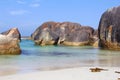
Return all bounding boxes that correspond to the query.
[0,67,120,80]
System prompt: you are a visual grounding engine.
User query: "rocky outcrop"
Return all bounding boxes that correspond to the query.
[31,21,97,46]
[1,28,21,41]
[0,28,21,55]
[98,6,120,50]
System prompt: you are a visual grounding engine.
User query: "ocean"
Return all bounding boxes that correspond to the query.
[0,39,120,76]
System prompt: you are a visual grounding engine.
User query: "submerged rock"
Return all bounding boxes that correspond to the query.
[0,28,21,55]
[98,6,120,50]
[31,21,97,46]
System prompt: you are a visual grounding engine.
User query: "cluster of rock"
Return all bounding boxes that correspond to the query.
[0,28,21,55]
[98,6,120,50]
[31,22,98,46]
[0,5,120,55]
[31,6,120,50]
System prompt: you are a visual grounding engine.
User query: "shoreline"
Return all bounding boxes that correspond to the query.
[0,67,120,80]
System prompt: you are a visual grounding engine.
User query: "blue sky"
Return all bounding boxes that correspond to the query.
[0,0,119,36]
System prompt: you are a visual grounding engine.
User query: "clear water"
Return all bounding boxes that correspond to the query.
[0,39,120,76]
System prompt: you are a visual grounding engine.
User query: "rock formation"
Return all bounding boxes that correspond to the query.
[0,28,21,55]
[98,6,120,49]
[1,28,21,41]
[31,21,97,46]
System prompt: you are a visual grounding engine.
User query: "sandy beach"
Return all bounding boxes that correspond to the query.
[0,67,119,80]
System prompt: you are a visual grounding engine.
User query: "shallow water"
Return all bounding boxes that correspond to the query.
[0,39,120,76]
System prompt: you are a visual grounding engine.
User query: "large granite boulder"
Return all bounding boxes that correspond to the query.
[31,21,97,46]
[98,6,120,49]
[0,28,21,55]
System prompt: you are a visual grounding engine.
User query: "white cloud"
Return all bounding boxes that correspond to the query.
[10,10,28,15]
[16,0,26,4]
[30,3,40,7]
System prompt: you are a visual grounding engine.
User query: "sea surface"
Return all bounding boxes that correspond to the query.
[0,39,120,76]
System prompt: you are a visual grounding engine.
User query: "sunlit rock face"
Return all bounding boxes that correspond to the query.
[31,21,97,46]
[0,28,21,55]
[1,28,21,41]
[98,6,120,50]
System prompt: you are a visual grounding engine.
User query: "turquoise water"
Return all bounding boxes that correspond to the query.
[0,39,120,75]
